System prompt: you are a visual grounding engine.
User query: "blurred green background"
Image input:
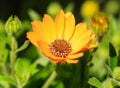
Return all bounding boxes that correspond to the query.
[0,0,119,20]
[0,0,120,88]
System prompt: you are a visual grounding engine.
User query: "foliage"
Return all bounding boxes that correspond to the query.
[0,0,120,88]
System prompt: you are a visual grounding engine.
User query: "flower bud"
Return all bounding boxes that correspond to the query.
[91,12,109,35]
[81,1,99,17]
[5,15,21,35]
[113,67,120,81]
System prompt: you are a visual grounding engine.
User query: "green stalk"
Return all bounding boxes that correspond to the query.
[82,60,90,88]
[42,70,57,88]
[15,74,22,88]
[82,49,97,88]
[10,35,17,76]
[1,63,7,75]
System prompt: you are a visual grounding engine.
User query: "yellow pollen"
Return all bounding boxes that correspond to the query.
[50,39,71,58]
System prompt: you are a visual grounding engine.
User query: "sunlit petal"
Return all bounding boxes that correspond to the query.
[55,10,65,38]
[67,53,83,59]
[27,32,39,47]
[63,12,75,40]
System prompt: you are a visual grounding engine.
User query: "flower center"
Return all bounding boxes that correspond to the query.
[50,39,71,58]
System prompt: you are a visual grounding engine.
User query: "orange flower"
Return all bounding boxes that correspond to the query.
[27,10,97,63]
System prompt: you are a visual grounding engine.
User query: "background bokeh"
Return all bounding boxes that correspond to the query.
[0,0,120,88]
[0,0,119,20]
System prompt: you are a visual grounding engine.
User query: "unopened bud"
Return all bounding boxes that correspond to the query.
[91,12,109,35]
[5,15,21,35]
[113,67,120,81]
[81,1,99,17]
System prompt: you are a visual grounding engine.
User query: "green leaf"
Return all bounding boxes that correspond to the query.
[0,75,12,82]
[3,50,9,60]
[47,2,62,17]
[117,81,120,86]
[28,9,41,20]
[15,58,24,74]
[111,79,120,87]
[0,47,9,63]
[15,59,30,87]
[52,81,64,88]
[28,63,37,75]
[15,40,29,53]
[55,82,64,88]
[34,63,56,80]
[88,77,102,88]
[109,43,117,71]
[109,43,117,57]
[104,64,113,77]
[109,16,117,36]
[0,82,10,88]
[113,67,120,81]
[0,32,7,41]
[36,55,49,67]
[64,2,74,12]
[0,75,16,86]
[109,56,118,71]
[0,20,5,33]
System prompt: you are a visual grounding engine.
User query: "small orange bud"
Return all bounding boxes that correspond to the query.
[91,12,109,35]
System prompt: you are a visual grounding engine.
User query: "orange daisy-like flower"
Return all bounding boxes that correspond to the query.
[27,10,97,63]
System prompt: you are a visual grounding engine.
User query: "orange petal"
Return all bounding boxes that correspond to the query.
[71,38,92,54]
[42,14,56,42]
[31,15,57,44]
[31,20,52,44]
[80,34,97,51]
[70,29,92,54]
[66,59,79,63]
[37,39,66,62]
[79,43,98,52]
[31,20,43,31]
[71,34,97,53]
[63,12,75,40]
[67,52,83,59]
[88,44,98,49]
[66,50,84,64]
[51,59,66,63]
[27,32,39,47]
[70,23,86,42]
[55,10,65,38]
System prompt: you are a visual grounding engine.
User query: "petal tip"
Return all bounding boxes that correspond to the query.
[66,59,79,64]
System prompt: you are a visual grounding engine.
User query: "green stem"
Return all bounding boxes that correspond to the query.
[82,60,89,88]
[1,63,7,75]
[82,49,97,88]
[15,75,22,88]
[10,35,17,76]
[42,70,57,88]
